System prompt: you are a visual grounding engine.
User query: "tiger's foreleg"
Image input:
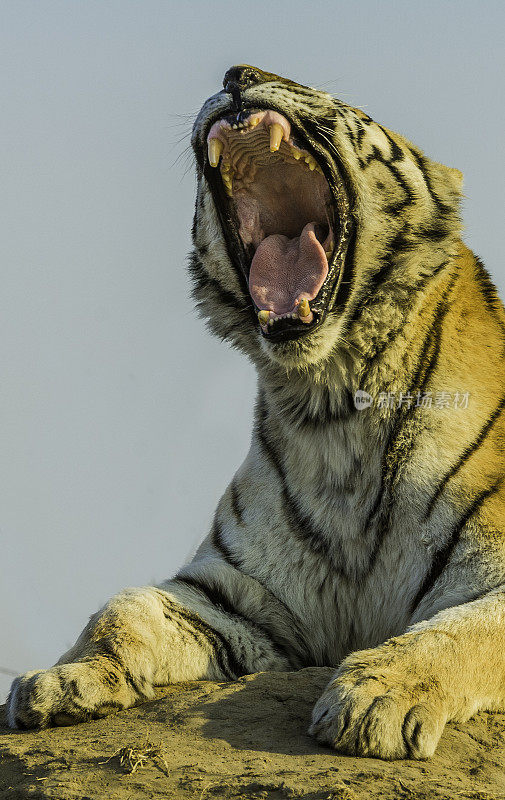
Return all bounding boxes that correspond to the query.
[7,580,288,729]
[310,587,505,760]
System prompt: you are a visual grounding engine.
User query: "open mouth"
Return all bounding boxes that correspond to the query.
[205,108,352,342]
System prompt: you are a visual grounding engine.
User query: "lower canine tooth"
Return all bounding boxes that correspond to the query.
[298,299,310,316]
[298,299,314,323]
[208,138,223,167]
[269,123,284,152]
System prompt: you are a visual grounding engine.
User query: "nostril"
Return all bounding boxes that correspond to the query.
[223,66,261,92]
[223,66,265,112]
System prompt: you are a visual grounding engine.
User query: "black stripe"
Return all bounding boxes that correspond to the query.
[362,323,438,540]
[365,259,451,368]
[230,480,245,525]
[267,384,354,429]
[333,106,359,148]
[388,225,415,254]
[408,148,455,215]
[182,606,247,680]
[417,220,452,242]
[175,575,238,618]
[174,575,295,666]
[410,476,504,615]
[377,125,405,163]
[155,590,247,679]
[363,310,439,535]
[415,260,451,293]
[474,256,503,311]
[345,256,399,328]
[363,268,459,569]
[188,252,249,313]
[255,394,347,577]
[175,604,247,680]
[474,255,505,351]
[362,145,415,213]
[211,516,243,570]
[385,267,459,476]
[209,522,314,664]
[98,640,148,697]
[346,256,451,354]
[425,392,505,519]
[385,284,452,483]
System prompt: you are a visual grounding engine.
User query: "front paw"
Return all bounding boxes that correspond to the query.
[309,647,448,760]
[7,661,138,729]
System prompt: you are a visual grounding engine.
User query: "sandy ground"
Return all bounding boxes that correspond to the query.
[1,667,505,799]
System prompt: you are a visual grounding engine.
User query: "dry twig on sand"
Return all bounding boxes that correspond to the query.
[101,730,169,776]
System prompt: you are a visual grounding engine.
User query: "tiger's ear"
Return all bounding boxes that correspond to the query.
[431,160,464,196]
[447,166,464,192]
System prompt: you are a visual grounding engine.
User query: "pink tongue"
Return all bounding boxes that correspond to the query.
[248,222,328,315]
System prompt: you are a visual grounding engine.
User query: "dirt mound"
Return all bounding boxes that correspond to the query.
[1,667,505,799]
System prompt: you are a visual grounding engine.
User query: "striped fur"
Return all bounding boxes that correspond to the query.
[8,67,505,761]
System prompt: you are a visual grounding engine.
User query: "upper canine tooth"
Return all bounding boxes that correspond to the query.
[258,310,270,326]
[269,123,284,152]
[208,138,224,167]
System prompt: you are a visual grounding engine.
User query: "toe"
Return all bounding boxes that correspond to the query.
[402,703,446,759]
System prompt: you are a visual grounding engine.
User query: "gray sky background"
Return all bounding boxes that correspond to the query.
[1,0,504,699]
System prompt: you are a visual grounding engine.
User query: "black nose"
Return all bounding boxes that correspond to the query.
[223,65,263,110]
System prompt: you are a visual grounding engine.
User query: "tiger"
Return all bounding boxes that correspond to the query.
[7,64,505,762]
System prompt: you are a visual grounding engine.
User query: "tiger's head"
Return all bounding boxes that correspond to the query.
[190,65,462,370]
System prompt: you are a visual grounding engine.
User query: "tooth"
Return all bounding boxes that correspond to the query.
[298,299,310,317]
[292,149,302,160]
[221,172,233,196]
[269,123,284,152]
[298,299,314,323]
[208,138,224,167]
[258,310,270,326]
